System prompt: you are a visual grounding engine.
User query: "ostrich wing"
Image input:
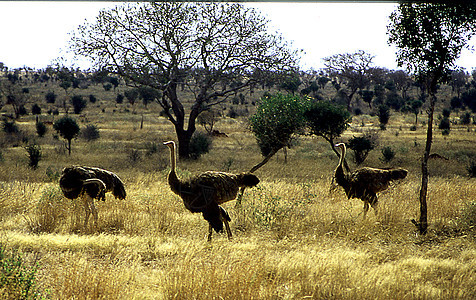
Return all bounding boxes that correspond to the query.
[82,166,126,200]
[350,167,406,194]
[192,171,242,205]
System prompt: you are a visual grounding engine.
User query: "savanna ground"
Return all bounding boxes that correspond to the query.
[1,82,475,299]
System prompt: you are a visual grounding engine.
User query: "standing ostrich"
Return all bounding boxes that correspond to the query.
[164,141,259,241]
[59,166,127,228]
[334,143,407,218]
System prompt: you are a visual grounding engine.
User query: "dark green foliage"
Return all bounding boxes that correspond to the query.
[124,89,139,105]
[0,244,43,299]
[116,94,124,104]
[305,100,351,145]
[279,72,302,95]
[25,144,42,169]
[103,83,112,91]
[377,104,390,130]
[189,131,212,159]
[138,86,161,107]
[45,91,56,104]
[385,91,404,111]
[451,96,463,110]
[460,112,471,125]
[35,122,47,137]
[442,108,451,118]
[402,98,423,124]
[31,104,41,115]
[348,135,376,165]
[380,146,396,163]
[250,93,310,157]
[71,95,87,114]
[467,161,476,178]
[53,116,80,155]
[438,117,450,130]
[359,89,374,108]
[461,89,476,112]
[89,94,97,103]
[2,120,19,134]
[18,105,28,116]
[81,124,100,141]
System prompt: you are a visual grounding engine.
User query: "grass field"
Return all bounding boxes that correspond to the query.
[1,88,475,299]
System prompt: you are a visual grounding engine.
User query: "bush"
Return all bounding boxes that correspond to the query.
[380,146,395,163]
[116,94,124,104]
[25,144,42,169]
[460,112,471,125]
[189,131,212,159]
[36,122,47,137]
[89,94,97,103]
[81,124,100,141]
[0,244,43,299]
[377,104,390,130]
[467,161,476,178]
[410,125,417,131]
[45,91,57,104]
[2,120,19,134]
[31,104,41,115]
[71,95,87,114]
[438,117,450,130]
[348,135,376,165]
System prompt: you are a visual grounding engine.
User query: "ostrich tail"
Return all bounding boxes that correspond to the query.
[240,173,260,187]
[389,168,408,180]
[112,175,127,200]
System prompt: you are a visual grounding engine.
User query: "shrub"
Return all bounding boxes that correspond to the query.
[377,104,390,130]
[71,95,87,114]
[438,118,450,130]
[0,244,43,299]
[36,122,47,137]
[460,112,471,125]
[410,125,417,131]
[380,146,395,163]
[89,94,97,103]
[25,144,42,169]
[116,94,124,104]
[81,124,100,141]
[2,120,19,134]
[31,104,41,115]
[348,135,376,165]
[45,91,57,104]
[442,108,451,118]
[467,161,476,178]
[189,131,212,159]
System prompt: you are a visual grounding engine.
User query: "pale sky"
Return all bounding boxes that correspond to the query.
[0,1,474,72]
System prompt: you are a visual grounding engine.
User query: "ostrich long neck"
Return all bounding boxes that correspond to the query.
[338,145,346,172]
[168,143,181,194]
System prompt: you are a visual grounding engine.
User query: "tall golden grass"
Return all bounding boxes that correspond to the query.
[1,107,475,299]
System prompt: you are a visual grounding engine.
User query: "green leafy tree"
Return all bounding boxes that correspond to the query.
[305,100,352,162]
[45,91,57,104]
[71,95,87,114]
[377,104,390,130]
[348,135,376,165]
[53,116,80,155]
[249,93,310,172]
[388,2,476,234]
[70,2,298,158]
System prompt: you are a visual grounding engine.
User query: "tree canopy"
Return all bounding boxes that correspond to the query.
[70,2,299,158]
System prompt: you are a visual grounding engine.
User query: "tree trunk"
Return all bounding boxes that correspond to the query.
[176,128,193,159]
[67,139,72,155]
[412,92,436,235]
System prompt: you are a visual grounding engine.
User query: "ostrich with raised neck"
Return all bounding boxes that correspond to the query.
[164,141,259,241]
[334,142,408,218]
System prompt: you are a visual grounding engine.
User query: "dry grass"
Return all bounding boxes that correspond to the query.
[1,102,475,299]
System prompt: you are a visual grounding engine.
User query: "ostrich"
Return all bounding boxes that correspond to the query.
[59,166,127,228]
[164,141,259,241]
[334,143,407,218]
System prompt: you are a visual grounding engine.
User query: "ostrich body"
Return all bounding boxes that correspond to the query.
[164,141,259,241]
[334,143,407,218]
[59,166,126,228]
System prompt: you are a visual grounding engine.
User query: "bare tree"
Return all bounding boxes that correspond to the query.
[323,50,375,111]
[70,2,299,158]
